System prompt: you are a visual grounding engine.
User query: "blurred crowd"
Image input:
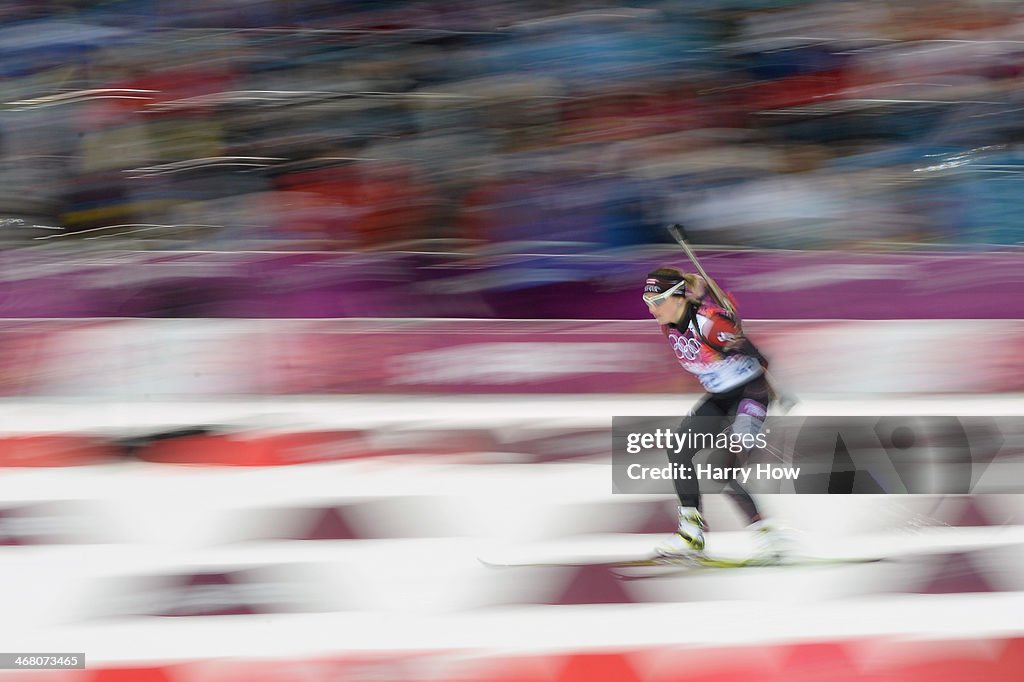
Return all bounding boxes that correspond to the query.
[0,0,1023,252]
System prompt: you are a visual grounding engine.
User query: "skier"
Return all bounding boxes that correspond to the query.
[643,266,787,560]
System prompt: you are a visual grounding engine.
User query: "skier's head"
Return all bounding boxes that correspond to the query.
[643,267,703,324]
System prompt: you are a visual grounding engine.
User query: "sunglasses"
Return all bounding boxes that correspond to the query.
[642,280,687,306]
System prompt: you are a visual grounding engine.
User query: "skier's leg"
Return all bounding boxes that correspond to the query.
[657,397,727,556]
[724,378,791,559]
[668,396,727,511]
[722,396,769,525]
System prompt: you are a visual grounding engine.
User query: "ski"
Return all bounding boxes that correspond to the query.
[619,554,885,569]
[480,553,886,571]
[612,553,887,579]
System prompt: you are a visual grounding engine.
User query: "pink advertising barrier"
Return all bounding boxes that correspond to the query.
[0,319,1020,397]
[0,248,1021,320]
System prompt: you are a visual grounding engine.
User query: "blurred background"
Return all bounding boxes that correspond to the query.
[0,0,1023,680]
[0,0,1021,320]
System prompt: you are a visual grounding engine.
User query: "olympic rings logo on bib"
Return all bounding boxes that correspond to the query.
[671,335,702,361]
